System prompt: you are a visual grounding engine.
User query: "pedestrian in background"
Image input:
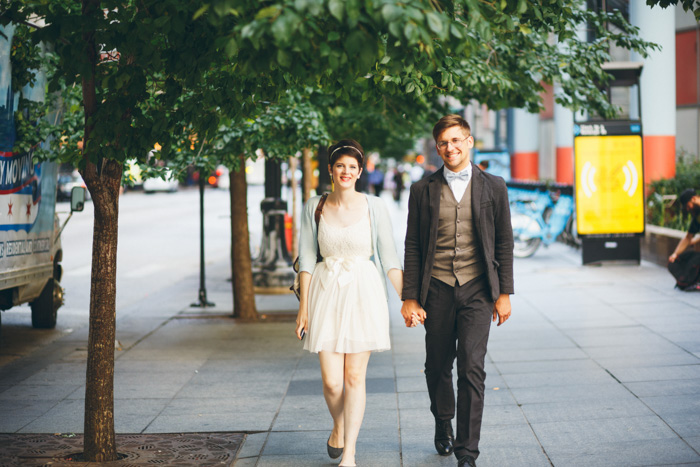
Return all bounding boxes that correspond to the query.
[295,139,404,467]
[392,167,404,203]
[401,115,514,467]
[368,167,385,196]
[668,188,700,290]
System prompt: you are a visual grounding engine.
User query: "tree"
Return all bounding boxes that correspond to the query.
[648,0,700,19]
[2,1,240,460]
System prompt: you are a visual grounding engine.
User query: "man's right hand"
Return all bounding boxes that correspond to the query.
[401,299,426,327]
[669,252,678,263]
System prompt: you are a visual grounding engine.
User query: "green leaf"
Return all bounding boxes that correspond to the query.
[277,49,292,68]
[225,38,239,57]
[329,0,344,22]
[403,22,419,43]
[193,5,209,20]
[406,82,415,93]
[426,12,444,36]
[294,0,310,11]
[382,4,402,22]
[256,6,282,20]
[517,0,528,15]
[389,21,402,38]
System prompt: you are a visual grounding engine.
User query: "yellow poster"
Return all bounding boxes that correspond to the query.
[575,135,644,235]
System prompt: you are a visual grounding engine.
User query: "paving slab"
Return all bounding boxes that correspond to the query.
[544,438,700,467]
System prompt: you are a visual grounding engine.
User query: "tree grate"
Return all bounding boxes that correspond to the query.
[0,432,245,466]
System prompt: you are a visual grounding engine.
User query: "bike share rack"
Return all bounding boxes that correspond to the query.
[507,180,578,258]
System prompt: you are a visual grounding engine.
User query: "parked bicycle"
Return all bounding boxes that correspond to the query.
[508,182,580,258]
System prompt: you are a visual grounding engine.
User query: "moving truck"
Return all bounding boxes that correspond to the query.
[0,23,85,330]
[0,154,84,329]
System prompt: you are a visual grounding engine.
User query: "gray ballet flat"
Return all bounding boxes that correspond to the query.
[327,436,343,459]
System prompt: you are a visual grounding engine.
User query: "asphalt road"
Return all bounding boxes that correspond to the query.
[0,183,272,364]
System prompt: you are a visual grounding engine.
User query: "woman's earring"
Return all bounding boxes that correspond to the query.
[330,174,334,192]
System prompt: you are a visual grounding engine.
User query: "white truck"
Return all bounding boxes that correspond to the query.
[0,153,85,329]
[0,22,85,330]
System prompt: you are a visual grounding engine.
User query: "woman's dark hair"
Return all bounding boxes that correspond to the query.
[328,139,364,168]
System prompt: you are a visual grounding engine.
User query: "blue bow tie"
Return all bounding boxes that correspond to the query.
[445,170,469,183]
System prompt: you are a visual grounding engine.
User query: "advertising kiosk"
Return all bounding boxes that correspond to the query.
[574,63,645,264]
[575,121,645,264]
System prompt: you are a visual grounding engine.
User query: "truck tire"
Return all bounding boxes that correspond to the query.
[30,277,63,329]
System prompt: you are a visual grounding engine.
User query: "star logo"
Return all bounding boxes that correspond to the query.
[7,201,13,216]
[26,202,32,217]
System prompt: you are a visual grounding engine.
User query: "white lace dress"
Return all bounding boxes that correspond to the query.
[304,207,391,354]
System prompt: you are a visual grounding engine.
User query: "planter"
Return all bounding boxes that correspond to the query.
[641,224,698,267]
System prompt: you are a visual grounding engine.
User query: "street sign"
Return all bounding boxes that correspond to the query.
[574,121,645,236]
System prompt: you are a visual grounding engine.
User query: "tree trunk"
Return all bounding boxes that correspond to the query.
[230,157,257,320]
[302,147,312,203]
[81,160,122,462]
[80,0,119,460]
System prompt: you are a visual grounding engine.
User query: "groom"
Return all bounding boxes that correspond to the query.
[401,114,514,467]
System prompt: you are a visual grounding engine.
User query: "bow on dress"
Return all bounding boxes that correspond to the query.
[321,256,358,289]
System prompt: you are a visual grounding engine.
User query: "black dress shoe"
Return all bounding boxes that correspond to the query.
[458,454,477,467]
[434,419,454,456]
[327,435,343,459]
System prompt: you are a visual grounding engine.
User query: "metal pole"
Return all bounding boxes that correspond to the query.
[191,173,215,308]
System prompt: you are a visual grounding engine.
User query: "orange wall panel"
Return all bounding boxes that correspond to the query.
[677,30,698,106]
[511,152,539,181]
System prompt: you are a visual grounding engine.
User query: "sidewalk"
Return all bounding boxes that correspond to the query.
[1,201,700,465]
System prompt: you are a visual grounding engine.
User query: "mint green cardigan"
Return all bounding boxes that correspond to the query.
[299,194,402,299]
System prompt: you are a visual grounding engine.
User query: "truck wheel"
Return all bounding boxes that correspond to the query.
[31,278,63,329]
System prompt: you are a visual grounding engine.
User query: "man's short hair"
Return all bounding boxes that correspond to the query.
[433,114,471,142]
[680,188,696,211]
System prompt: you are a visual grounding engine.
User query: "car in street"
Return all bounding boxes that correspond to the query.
[57,171,90,201]
[143,169,179,193]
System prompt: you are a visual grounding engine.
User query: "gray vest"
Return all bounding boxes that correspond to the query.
[431,178,485,286]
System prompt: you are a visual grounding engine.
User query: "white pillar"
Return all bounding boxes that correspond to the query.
[629,0,676,183]
[511,108,539,180]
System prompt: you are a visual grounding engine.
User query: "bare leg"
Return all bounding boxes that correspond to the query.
[339,351,372,467]
[319,351,345,449]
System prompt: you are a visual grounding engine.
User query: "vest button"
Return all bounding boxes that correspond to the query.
[456,233,461,237]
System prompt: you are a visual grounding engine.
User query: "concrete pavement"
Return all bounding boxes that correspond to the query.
[1,194,699,466]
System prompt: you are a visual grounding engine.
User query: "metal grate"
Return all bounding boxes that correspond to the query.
[0,432,245,466]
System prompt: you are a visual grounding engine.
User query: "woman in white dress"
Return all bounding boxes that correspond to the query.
[295,139,404,467]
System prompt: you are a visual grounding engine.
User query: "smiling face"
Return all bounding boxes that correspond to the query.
[329,155,362,190]
[436,125,474,173]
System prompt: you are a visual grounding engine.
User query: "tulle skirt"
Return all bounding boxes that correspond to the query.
[304,256,391,354]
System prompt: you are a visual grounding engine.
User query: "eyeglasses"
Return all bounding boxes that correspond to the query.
[437,137,470,150]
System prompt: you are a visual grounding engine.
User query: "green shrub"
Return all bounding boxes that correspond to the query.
[647,150,700,230]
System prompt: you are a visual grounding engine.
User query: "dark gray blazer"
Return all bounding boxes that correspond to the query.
[402,164,514,305]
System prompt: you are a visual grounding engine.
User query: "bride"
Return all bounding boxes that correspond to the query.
[295,139,404,466]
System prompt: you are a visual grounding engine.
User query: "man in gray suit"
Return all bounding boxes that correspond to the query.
[401,115,514,467]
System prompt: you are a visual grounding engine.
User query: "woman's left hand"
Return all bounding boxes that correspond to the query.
[295,309,308,340]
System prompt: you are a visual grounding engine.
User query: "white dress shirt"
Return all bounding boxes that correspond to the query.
[443,165,472,202]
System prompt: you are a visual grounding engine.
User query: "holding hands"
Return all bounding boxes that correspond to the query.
[401,299,426,328]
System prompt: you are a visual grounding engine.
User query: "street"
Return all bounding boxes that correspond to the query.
[0,184,268,364]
